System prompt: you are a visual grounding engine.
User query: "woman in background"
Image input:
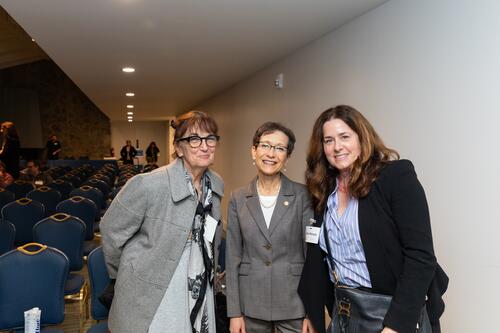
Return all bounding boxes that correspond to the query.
[0,121,20,179]
[226,122,313,333]
[298,105,448,333]
[146,141,160,164]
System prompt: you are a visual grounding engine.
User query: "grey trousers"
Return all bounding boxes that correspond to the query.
[244,316,303,333]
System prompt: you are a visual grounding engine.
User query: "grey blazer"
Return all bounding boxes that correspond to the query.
[225,174,313,321]
[101,158,224,333]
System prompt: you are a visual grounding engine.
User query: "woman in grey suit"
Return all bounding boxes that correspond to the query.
[101,110,224,333]
[226,122,314,333]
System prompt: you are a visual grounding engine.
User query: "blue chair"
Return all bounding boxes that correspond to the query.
[56,196,98,241]
[83,178,110,200]
[86,247,109,333]
[0,243,69,332]
[27,186,62,216]
[1,198,45,245]
[48,179,74,200]
[70,185,105,210]
[0,188,15,211]
[0,221,15,255]
[6,180,35,200]
[33,213,88,327]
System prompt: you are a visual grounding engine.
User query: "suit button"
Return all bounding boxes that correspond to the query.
[263,244,272,250]
[264,260,271,266]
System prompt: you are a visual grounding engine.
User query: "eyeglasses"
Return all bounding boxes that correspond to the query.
[256,142,288,154]
[176,135,220,148]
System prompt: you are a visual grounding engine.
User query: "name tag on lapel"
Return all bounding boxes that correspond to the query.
[204,215,218,243]
[305,226,321,244]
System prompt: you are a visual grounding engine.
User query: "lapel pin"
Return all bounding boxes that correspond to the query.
[284,201,289,206]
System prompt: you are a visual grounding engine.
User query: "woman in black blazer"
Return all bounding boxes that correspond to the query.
[298,105,448,333]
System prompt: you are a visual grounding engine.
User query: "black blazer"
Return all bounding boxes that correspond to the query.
[298,160,448,333]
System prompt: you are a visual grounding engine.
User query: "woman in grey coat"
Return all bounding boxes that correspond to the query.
[226,122,313,333]
[101,110,224,333]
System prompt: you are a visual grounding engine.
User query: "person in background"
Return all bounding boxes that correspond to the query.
[46,134,62,160]
[226,122,313,333]
[120,140,137,165]
[146,141,160,164]
[298,105,448,333]
[0,161,14,188]
[101,110,224,333]
[19,160,53,187]
[0,121,20,179]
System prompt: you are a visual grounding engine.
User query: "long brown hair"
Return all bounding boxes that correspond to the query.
[306,105,399,214]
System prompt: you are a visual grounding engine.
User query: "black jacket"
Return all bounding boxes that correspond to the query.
[298,160,448,333]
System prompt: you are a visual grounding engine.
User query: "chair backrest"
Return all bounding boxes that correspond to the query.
[33,213,86,271]
[6,180,35,200]
[27,186,62,217]
[0,221,15,255]
[70,185,104,209]
[1,198,45,245]
[47,179,74,200]
[82,178,110,199]
[87,246,110,320]
[0,243,69,330]
[0,188,15,211]
[56,196,98,240]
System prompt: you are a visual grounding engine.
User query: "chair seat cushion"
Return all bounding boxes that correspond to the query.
[87,321,108,333]
[64,273,84,295]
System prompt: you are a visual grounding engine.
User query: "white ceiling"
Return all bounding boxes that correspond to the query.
[1,0,388,121]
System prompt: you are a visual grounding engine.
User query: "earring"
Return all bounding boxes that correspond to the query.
[252,160,256,166]
[283,167,287,172]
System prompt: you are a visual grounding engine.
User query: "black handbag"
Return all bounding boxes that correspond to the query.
[322,222,431,333]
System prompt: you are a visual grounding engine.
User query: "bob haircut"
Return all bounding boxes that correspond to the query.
[252,122,296,156]
[306,105,399,213]
[171,110,219,158]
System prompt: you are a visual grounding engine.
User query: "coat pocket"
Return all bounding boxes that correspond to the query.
[288,263,304,276]
[239,263,250,276]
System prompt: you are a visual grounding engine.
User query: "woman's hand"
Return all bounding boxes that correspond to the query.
[230,316,246,333]
[381,327,398,333]
[301,318,317,333]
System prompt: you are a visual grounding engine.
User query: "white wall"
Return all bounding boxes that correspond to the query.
[200,0,500,331]
[111,121,170,166]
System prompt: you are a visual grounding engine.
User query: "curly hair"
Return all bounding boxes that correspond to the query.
[305,105,399,214]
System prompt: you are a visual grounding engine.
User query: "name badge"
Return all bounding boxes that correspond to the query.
[204,215,218,243]
[305,226,321,244]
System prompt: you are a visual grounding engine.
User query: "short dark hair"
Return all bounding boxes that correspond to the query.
[252,122,296,156]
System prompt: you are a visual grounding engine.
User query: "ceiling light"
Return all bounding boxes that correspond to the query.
[128,119,133,122]
[122,67,135,73]
[127,116,133,119]
[125,92,135,97]
[127,111,134,115]
[31,38,36,42]
[126,105,134,109]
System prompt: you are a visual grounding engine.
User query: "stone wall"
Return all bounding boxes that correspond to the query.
[0,60,110,159]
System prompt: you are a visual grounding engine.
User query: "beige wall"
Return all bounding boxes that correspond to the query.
[200,0,500,331]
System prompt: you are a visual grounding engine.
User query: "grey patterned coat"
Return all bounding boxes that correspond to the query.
[101,158,224,333]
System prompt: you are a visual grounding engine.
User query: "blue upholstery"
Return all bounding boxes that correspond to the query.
[0,243,69,331]
[48,179,74,200]
[27,186,62,216]
[6,180,35,200]
[87,247,110,320]
[0,188,15,211]
[65,273,86,294]
[70,186,104,209]
[0,221,15,255]
[63,174,82,188]
[1,199,45,245]
[33,213,86,271]
[56,196,98,240]
[83,178,110,199]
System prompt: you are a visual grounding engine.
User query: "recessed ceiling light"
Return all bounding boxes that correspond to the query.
[122,67,135,73]
[128,119,133,122]
[125,92,135,97]
[31,38,36,42]
[127,111,134,115]
[126,105,134,109]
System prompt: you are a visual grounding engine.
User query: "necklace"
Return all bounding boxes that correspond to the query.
[257,180,280,208]
[337,175,350,193]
